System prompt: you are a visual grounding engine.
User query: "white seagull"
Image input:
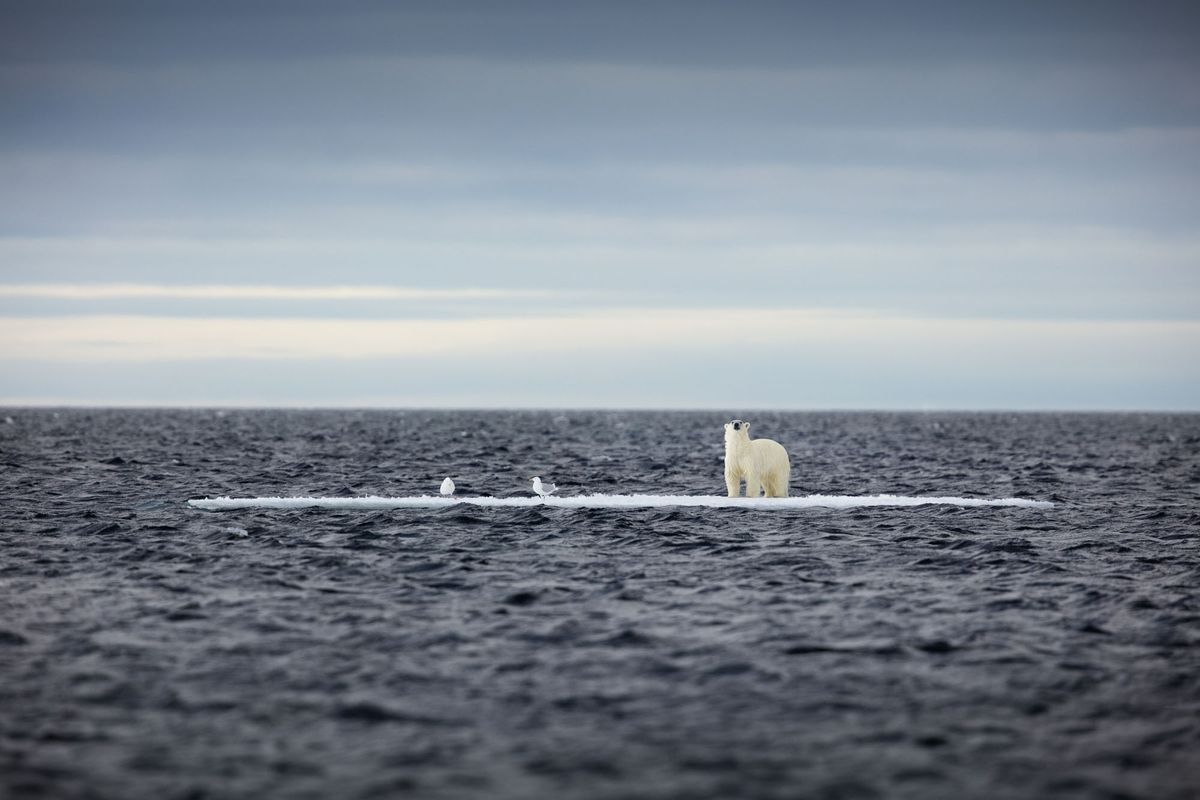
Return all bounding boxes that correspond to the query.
[440,477,455,497]
[531,476,557,499]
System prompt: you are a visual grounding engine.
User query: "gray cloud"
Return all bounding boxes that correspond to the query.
[2,1,1198,407]
[3,314,1197,410]
[7,2,1199,68]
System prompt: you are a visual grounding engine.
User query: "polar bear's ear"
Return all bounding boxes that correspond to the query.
[744,421,751,430]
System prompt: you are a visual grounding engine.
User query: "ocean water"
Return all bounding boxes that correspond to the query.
[1,409,1198,800]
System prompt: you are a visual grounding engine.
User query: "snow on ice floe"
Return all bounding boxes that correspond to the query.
[188,494,1053,511]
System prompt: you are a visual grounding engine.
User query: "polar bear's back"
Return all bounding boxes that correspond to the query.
[750,437,789,467]
[748,437,790,497]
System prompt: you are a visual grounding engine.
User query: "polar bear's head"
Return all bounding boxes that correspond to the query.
[724,419,750,446]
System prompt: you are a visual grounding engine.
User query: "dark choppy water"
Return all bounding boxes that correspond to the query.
[2,409,1198,800]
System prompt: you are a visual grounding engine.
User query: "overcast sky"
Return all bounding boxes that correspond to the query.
[1,1,1198,408]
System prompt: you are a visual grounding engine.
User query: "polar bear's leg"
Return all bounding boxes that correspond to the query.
[725,470,740,498]
[764,470,789,498]
[743,474,761,498]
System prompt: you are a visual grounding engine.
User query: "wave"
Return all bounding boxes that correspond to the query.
[188,494,1054,511]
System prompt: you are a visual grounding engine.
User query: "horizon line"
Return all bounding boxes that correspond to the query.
[2,402,1196,414]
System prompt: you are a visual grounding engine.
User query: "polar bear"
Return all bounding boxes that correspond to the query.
[724,419,790,498]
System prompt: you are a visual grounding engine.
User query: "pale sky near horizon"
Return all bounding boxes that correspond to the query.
[1,1,1198,409]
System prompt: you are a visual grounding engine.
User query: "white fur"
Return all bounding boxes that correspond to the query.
[724,420,790,498]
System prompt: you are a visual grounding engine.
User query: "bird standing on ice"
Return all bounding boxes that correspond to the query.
[440,477,455,497]
[531,476,556,499]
